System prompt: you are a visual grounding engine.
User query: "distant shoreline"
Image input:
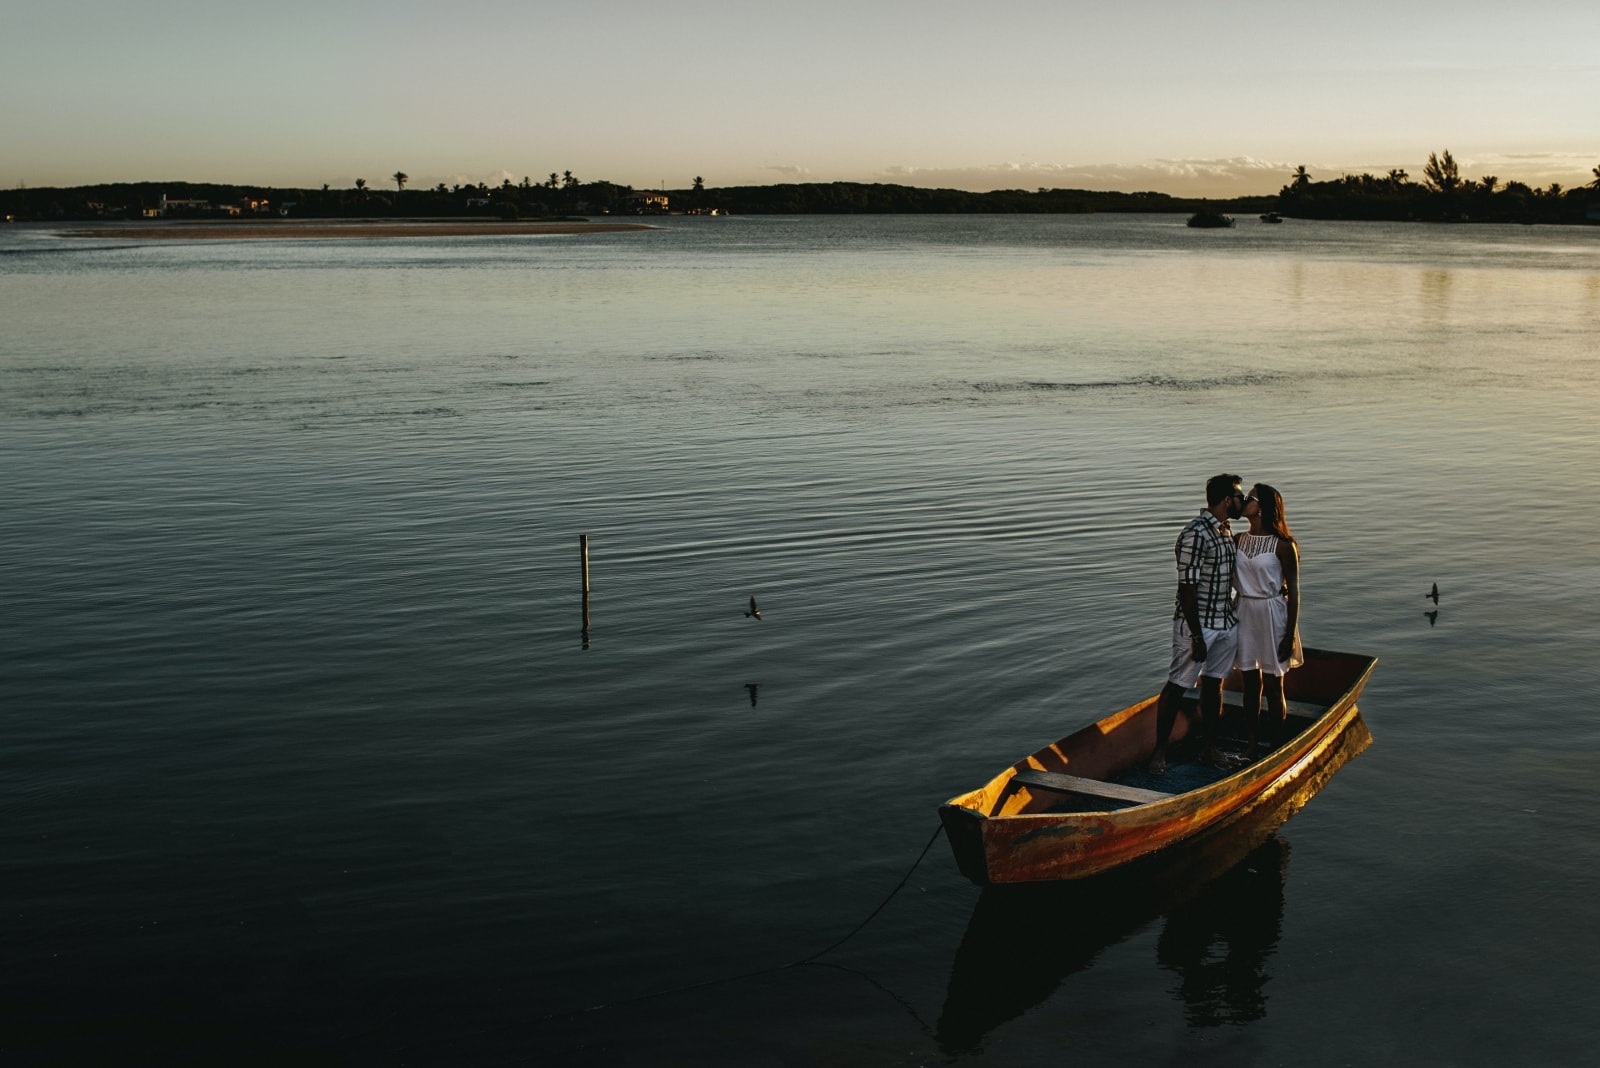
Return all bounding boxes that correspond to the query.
[62,220,654,240]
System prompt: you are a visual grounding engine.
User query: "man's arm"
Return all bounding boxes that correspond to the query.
[1174,523,1207,660]
[1178,582,1206,660]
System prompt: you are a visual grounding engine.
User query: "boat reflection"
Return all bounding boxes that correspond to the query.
[936,819,1292,1052]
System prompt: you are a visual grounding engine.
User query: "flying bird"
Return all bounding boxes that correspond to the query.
[744,594,762,621]
[1426,582,1439,604]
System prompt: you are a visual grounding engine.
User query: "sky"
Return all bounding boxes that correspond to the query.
[4,0,1597,197]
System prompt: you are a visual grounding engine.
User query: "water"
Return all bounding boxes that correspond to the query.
[3,215,1598,1064]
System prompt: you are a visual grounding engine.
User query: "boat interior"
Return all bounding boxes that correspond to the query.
[1039,691,1326,814]
[951,690,1330,820]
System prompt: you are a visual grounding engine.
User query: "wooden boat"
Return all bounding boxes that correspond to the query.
[939,648,1376,884]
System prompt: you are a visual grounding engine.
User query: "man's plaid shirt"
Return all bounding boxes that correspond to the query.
[1173,511,1237,629]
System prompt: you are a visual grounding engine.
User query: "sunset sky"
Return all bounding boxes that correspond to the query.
[5,0,1597,196]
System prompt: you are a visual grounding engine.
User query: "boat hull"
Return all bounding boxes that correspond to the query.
[940,649,1376,884]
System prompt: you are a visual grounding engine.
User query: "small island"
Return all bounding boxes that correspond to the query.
[1186,207,1235,228]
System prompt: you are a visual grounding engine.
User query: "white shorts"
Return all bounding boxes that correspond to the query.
[1167,619,1238,688]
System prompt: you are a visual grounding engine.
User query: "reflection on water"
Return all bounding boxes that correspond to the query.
[937,833,1291,1053]
[1419,268,1454,319]
[1156,839,1287,1027]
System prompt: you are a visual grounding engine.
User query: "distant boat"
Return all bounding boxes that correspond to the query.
[938,648,1377,884]
[1186,208,1235,228]
[1259,211,1283,223]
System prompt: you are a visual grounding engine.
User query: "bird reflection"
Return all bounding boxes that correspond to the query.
[745,683,759,707]
[936,832,1291,1054]
[1424,610,1438,626]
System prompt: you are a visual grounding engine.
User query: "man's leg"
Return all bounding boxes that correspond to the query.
[1148,681,1188,775]
[1198,674,1225,765]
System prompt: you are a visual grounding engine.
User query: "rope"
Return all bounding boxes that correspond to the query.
[534,821,947,1022]
[788,822,945,966]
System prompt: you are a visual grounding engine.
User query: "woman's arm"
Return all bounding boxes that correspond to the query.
[1278,537,1301,661]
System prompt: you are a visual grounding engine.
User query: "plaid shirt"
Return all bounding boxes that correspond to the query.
[1173,510,1237,629]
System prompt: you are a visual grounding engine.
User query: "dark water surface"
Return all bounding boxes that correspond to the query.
[4,215,1599,1064]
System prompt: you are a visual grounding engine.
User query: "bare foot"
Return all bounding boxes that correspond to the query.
[1200,745,1228,768]
[1146,753,1168,775]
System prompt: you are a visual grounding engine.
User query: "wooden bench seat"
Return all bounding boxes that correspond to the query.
[1012,769,1174,806]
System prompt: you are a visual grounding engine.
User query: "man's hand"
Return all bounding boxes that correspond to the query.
[1190,635,1208,662]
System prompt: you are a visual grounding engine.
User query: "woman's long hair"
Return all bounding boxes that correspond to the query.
[1253,483,1292,541]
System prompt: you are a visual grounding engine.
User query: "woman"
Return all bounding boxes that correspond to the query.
[1234,483,1302,756]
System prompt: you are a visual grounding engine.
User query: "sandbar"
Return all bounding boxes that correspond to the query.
[66,221,654,240]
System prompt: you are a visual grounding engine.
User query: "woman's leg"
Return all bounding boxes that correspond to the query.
[1241,669,1264,756]
[1262,672,1287,747]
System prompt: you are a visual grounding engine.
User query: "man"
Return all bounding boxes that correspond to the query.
[1148,473,1245,774]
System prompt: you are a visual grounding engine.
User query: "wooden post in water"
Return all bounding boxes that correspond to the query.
[579,534,592,645]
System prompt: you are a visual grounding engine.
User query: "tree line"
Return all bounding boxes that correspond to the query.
[0,172,652,222]
[1276,152,1600,224]
[0,175,1275,221]
[4,154,1596,223]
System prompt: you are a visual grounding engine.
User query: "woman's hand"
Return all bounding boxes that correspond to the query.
[1277,633,1295,662]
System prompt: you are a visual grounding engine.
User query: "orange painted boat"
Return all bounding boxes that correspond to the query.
[939,648,1377,884]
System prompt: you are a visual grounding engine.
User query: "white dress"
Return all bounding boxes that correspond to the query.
[1234,533,1303,675]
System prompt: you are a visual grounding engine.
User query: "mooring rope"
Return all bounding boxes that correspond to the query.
[788,822,946,966]
[535,821,948,1021]
[381,824,948,1057]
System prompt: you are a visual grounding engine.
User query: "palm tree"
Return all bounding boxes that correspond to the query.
[1479,175,1498,193]
[1386,169,1408,192]
[562,170,576,188]
[693,176,705,191]
[548,172,559,190]
[1590,164,1600,189]
[354,177,367,192]
[1291,165,1310,190]
[1423,150,1459,193]
[392,171,408,195]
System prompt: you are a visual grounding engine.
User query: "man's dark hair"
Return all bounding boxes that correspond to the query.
[1205,473,1243,506]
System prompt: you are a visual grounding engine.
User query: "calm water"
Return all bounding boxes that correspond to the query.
[3,215,1598,1065]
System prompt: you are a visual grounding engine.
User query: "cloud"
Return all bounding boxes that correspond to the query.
[764,163,812,179]
[1451,152,1599,185]
[407,169,549,191]
[869,151,1600,196]
[872,158,1301,197]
